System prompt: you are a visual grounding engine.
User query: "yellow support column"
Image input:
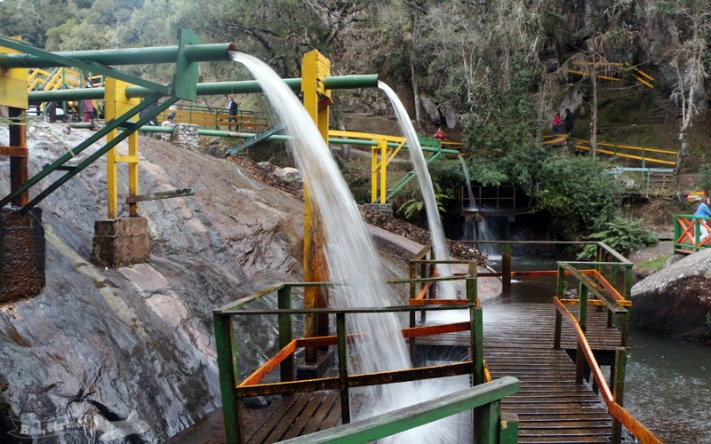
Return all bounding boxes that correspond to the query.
[104,78,141,218]
[301,50,332,362]
[379,138,388,204]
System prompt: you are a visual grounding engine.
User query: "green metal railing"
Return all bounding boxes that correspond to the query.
[673,214,711,253]
[213,272,514,444]
[409,240,665,444]
[278,376,520,443]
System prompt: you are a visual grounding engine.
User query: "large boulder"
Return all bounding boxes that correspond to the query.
[631,249,711,340]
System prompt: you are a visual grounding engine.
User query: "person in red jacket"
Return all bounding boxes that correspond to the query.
[552,112,562,134]
[434,127,446,141]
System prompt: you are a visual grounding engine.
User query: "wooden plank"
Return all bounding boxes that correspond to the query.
[301,392,340,435]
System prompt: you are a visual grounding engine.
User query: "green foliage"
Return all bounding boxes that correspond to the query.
[536,155,621,238]
[698,155,711,193]
[577,217,658,259]
[396,187,448,225]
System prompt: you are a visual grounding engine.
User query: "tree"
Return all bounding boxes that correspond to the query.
[668,2,711,196]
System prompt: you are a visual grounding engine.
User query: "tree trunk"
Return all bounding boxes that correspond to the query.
[590,60,598,158]
[411,62,422,126]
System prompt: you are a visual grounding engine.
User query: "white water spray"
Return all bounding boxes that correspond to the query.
[231,52,466,442]
[378,82,457,299]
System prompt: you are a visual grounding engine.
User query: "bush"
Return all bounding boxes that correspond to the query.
[578,217,658,259]
[536,155,621,238]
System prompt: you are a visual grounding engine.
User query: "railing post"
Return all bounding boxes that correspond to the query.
[554,308,563,350]
[214,312,241,444]
[556,263,566,298]
[502,242,512,298]
[409,261,417,364]
[336,312,351,424]
[575,283,588,385]
[611,347,628,444]
[278,286,294,383]
[476,400,500,444]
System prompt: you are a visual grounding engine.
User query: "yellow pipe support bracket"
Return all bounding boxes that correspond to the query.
[105,77,141,219]
[301,50,332,346]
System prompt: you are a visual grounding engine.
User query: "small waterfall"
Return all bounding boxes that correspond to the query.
[231,52,466,442]
[462,208,501,259]
[378,82,458,300]
[458,156,477,211]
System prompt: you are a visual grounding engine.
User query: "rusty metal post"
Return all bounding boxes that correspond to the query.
[501,242,512,298]
[336,312,351,424]
[575,283,589,385]
[302,50,332,362]
[611,346,628,444]
[278,286,294,383]
[8,107,28,207]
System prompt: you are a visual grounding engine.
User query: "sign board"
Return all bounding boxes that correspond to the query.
[685,189,708,202]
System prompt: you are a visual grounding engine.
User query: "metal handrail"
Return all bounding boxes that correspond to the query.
[277,376,520,444]
[554,298,664,444]
[673,214,711,253]
[213,274,497,444]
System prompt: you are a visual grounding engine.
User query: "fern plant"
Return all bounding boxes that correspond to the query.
[578,217,658,259]
[398,193,448,224]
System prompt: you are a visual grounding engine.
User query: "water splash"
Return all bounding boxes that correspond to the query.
[231,52,466,442]
[378,82,457,299]
[462,210,501,259]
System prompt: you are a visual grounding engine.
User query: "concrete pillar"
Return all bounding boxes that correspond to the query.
[92,217,150,267]
[0,208,45,301]
[172,123,199,151]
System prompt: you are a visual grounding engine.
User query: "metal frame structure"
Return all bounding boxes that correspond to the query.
[673,214,711,253]
[409,240,662,444]
[213,270,514,443]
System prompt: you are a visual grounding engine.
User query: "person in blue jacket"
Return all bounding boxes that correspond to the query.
[694,196,711,242]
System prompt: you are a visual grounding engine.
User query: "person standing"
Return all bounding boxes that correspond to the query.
[552,112,562,134]
[82,99,94,122]
[564,108,574,134]
[228,97,238,131]
[161,112,176,141]
[694,196,711,243]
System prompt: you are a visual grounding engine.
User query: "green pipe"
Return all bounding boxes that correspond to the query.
[75,124,461,154]
[0,43,237,68]
[29,75,379,104]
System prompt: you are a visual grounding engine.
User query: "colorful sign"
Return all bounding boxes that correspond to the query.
[685,189,708,202]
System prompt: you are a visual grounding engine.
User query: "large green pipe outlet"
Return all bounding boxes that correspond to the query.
[0,43,237,68]
[28,75,379,104]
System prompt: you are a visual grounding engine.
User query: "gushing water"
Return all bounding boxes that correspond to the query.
[378,82,458,299]
[231,52,466,442]
[458,156,477,211]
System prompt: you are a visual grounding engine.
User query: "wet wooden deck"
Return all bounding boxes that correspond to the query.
[169,300,623,443]
[166,392,344,444]
[483,301,620,443]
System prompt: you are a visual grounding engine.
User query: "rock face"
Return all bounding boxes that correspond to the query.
[631,248,711,340]
[0,123,304,442]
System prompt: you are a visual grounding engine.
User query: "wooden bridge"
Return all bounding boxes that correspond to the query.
[168,241,662,444]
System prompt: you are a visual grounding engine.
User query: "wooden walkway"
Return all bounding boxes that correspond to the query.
[483,301,620,443]
[169,299,623,443]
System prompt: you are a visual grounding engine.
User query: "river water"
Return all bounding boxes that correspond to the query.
[491,256,711,443]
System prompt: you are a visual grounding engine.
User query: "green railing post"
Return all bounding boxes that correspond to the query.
[476,400,500,444]
[556,263,566,299]
[611,347,628,444]
[214,312,240,444]
[336,312,351,424]
[554,308,563,350]
[575,283,589,385]
[470,306,484,386]
[499,412,519,444]
[278,286,294,383]
[409,261,417,365]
